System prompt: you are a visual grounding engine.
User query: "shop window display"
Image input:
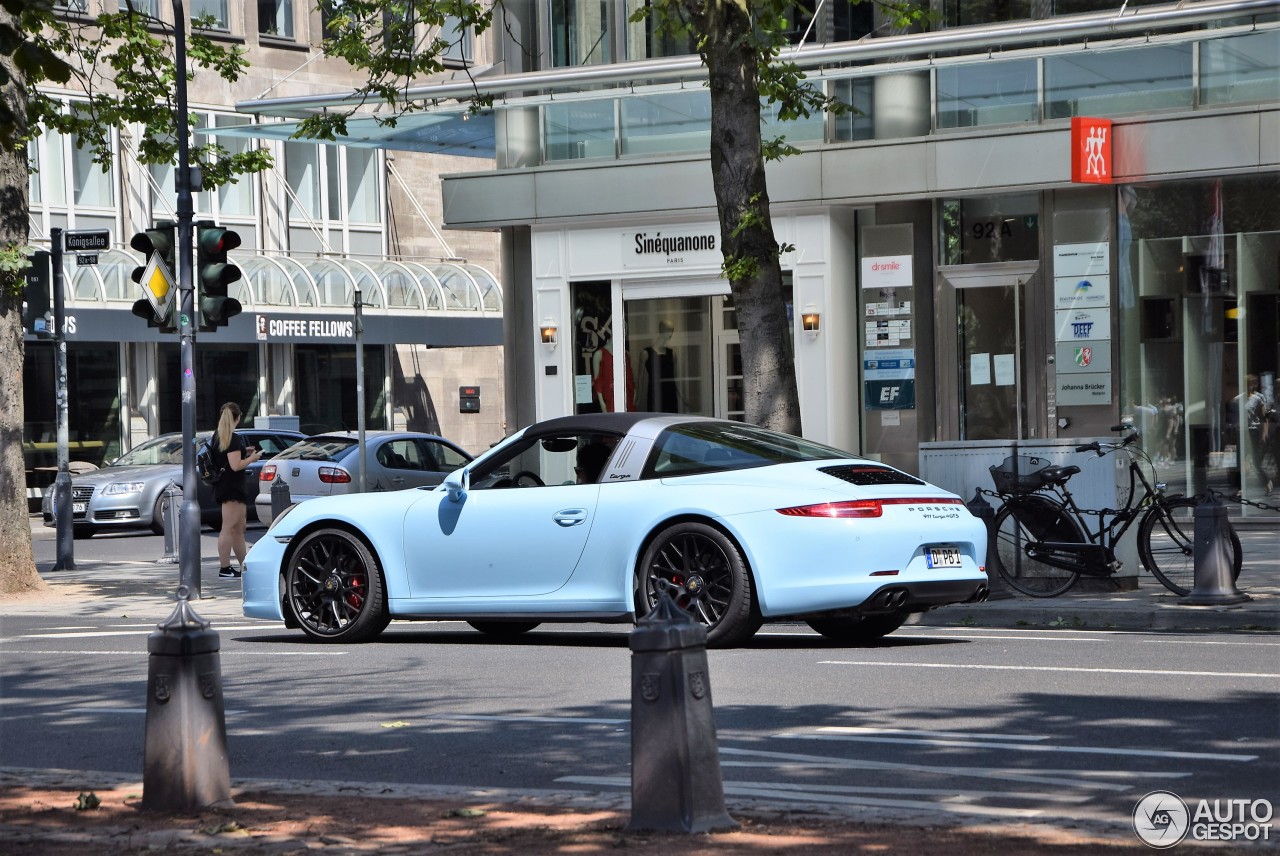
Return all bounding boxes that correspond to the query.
[1119,175,1280,512]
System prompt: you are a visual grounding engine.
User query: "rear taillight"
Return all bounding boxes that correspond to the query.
[259,464,277,482]
[319,467,352,484]
[777,497,964,518]
[778,500,883,518]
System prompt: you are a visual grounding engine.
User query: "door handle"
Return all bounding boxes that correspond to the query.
[391,477,406,485]
[553,508,588,527]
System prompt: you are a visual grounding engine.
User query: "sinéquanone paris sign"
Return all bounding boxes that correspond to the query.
[622,227,721,269]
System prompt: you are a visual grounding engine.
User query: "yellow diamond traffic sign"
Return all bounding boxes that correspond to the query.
[138,253,176,320]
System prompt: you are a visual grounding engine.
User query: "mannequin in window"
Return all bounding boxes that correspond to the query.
[641,319,679,412]
[592,336,635,412]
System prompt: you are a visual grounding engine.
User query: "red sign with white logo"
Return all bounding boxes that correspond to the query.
[1071,117,1113,184]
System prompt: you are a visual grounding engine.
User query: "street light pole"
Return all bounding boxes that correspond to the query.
[141,0,231,814]
[172,0,200,599]
[355,285,366,493]
[49,228,73,571]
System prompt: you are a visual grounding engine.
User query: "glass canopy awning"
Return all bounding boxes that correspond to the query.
[208,109,496,158]
[58,248,502,314]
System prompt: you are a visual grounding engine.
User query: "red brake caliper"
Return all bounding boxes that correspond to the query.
[346,575,365,608]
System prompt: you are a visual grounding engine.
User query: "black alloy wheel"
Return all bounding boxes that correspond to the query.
[286,527,390,643]
[637,521,760,648]
[806,611,908,644]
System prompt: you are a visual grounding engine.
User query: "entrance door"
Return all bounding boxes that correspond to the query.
[714,330,743,421]
[938,262,1040,441]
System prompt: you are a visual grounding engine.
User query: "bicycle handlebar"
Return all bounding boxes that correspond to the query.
[1077,430,1140,456]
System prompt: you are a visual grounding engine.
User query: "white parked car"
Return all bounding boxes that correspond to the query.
[255,430,473,521]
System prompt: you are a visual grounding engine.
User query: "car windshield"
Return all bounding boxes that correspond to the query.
[273,437,357,463]
[112,436,186,466]
[647,421,849,477]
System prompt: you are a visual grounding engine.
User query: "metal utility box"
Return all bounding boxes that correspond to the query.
[919,438,1138,586]
[459,385,481,413]
[254,415,300,432]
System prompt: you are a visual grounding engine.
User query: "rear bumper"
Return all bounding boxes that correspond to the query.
[799,579,990,621]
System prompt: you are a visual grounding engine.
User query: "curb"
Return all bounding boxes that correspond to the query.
[909,600,1280,633]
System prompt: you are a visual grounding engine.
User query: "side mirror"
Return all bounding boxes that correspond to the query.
[444,468,469,503]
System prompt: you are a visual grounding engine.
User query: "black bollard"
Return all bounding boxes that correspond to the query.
[1181,495,1250,605]
[142,587,232,812]
[627,593,737,834]
[158,481,179,565]
[966,488,997,580]
[269,475,292,525]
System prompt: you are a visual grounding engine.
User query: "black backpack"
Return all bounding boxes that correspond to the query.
[197,437,225,485]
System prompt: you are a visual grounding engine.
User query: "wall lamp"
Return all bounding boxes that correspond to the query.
[801,307,822,338]
[539,319,559,350]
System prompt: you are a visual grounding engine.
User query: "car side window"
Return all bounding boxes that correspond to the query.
[378,440,420,471]
[427,441,470,471]
[256,436,285,456]
[469,433,617,489]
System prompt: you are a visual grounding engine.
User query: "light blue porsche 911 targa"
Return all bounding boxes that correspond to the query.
[242,413,989,647]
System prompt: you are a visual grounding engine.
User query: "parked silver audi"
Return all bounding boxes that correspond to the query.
[42,429,304,537]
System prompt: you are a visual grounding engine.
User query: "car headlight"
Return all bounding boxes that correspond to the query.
[102,482,146,496]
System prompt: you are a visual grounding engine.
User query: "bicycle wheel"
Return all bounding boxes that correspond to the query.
[992,494,1087,597]
[1138,497,1243,597]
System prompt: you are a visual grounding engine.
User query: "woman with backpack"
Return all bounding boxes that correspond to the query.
[212,401,263,579]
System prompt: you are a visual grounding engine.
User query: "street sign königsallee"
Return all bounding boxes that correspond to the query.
[63,230,111,252]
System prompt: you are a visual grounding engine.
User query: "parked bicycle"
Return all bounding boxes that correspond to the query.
[987,424,1242,597]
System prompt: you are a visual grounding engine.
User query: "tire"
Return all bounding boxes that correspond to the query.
[467,621,541,638]
[285,527,390,643]
[992,494,1087,597]
[636,521,760,648]
[1139,497,1243,597]
[807,611,907,644]
[150,494,173,536]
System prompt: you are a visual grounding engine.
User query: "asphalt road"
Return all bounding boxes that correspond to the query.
[3,530,1278,841]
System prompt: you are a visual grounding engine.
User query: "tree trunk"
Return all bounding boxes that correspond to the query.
[0,7,44,595]
[699,1,801,435]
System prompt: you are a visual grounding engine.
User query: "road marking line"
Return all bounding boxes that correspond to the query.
[906,634,1110,642]
[716,758,1188,782]
[0,650,346,656]
[819,660,1280,679]
[556,776,1047,818]
[17,626,265,638]
[63,708,147,715]
[57,708,248,716]
[707,775,1093,803]
[429,714,628,726]
[716,746,1149,791]
[775,732,1257,762]
[18,631,176,638]
[893,631,1280,647]
[815,726,1048,741]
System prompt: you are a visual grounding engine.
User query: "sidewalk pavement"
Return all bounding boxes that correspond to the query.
[13,516,1279,633]
[911,519,1279,633]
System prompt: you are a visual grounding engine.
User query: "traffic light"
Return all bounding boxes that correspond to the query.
[197,223,242,332]
[130,221,177,333]
[23,249,52,338]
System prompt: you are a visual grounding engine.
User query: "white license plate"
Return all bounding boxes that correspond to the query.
[926,546,962,568]
[72,502,87,514]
